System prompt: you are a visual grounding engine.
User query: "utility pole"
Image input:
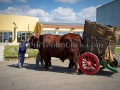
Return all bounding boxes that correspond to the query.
[28,24,29,34]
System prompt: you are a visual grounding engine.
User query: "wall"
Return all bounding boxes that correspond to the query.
[0,14,39,43]
[96,0,120,28]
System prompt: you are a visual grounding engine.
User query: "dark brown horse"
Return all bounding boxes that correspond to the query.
[29,33,82,74]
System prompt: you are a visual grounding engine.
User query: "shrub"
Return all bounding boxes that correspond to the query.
[4,45,38,59]
[117,42,120,45]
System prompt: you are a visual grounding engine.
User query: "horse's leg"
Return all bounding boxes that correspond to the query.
[43,56,49,70]
[48,57,52,67]
[68,58,74,69]
[72,54,79,74]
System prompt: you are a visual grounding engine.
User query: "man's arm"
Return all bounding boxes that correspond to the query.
[24,37,30,44]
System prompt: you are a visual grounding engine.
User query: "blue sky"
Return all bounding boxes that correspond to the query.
[0,0,114,24]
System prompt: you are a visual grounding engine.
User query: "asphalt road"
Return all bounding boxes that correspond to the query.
[0,59,120,90]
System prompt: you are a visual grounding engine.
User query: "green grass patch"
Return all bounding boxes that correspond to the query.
[4,45,38,60]
[115,46,120,53]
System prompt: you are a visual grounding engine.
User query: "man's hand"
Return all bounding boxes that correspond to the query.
[27,37,30,41]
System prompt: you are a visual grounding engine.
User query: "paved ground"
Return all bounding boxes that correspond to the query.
[0,45,4,61]
[0,59,120,90]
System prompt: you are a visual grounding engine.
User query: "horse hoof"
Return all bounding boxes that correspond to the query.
[43,69,46,71]
[72,72,78,75]
[68,66,73,69]
[79,70,83,74]
[43,68,48,71]
[49,67,53,69]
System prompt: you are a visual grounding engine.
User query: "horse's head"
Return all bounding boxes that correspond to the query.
[28,33,40,49]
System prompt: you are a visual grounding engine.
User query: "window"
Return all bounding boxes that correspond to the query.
[0,32,12,43]
[58,31,69,36]
[73,32,83,37]
[8,32,12,42]
[17,32,29,42]
[42,31,55,35]
[17,32,21,42]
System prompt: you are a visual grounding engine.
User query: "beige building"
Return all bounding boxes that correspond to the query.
[0,14,41,43]
[42,23,84,36]
[0,14,84,43]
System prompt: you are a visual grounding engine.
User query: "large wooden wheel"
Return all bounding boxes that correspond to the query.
[79,52,100,75]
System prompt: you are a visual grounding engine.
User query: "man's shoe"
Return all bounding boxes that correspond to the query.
[17,66,22,68]
[41,65,44,68]
[35,66,40,69]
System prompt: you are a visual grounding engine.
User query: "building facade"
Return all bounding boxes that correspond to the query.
[41,22,83,37]
[96,0,120,28]
[0,14,41,43]
[0,14,84,43]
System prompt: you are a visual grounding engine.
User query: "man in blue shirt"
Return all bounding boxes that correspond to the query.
[17,40,28,68]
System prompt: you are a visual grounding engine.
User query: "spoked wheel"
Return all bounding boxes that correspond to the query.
[79,52,100,75]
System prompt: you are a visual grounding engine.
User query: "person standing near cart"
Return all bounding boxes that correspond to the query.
[36,48,44,68]
[17,38,29,68]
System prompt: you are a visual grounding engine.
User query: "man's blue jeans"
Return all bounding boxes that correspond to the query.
[18,53,25,67]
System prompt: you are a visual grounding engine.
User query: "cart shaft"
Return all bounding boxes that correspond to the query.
[100,61,118,73]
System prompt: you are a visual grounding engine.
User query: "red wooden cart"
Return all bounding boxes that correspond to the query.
[78,21,120,75]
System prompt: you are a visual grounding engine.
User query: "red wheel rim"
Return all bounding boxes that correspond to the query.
[79,52,100,75]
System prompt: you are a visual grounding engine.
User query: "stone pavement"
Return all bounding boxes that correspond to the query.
[0,59,120,90]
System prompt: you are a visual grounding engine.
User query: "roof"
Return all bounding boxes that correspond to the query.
[41,22,84,29]
[41,22,83,26]
[97,0,116,9]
